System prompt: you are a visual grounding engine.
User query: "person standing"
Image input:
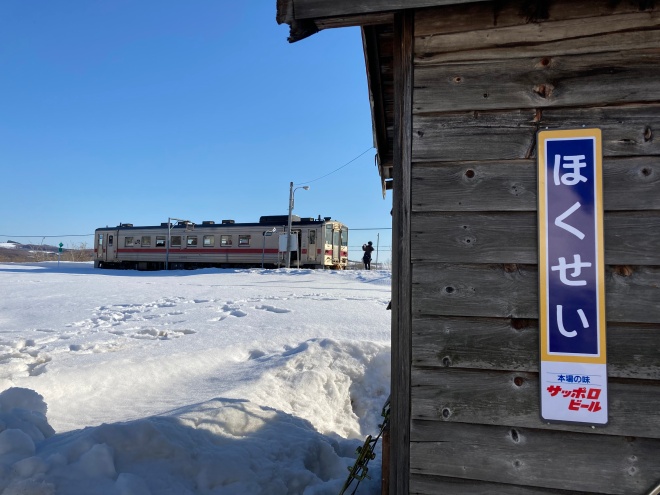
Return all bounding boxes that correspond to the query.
[362,241,375,270]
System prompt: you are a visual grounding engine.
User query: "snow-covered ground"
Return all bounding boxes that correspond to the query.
[0,262,391,494]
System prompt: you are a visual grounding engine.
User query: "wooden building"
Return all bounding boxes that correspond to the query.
[277,1,660,493]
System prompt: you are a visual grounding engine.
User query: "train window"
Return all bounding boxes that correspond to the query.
[125,237,134,247]
[171,236,181,247]
[187,236,198,247]
[155,236,166,247]
[98,234,104,246]
[238,235,251,246]
[141,236,151,247]
[221,235,232,246]
[341,227,348,246]
[325,225,332,244]
[309,230,316,244]
[203,235,214,247]
[108,235,113,246]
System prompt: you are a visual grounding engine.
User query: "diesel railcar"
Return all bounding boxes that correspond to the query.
[93,215,348,270]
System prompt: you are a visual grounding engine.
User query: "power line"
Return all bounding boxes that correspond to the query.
[349,245,391,249]
[350,227,392,231]
[297,147,375,185]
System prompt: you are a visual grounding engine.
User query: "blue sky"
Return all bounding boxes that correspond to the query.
[0,2,392,260]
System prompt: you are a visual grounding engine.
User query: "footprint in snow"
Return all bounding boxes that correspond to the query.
[217,303,247,318]
[248,349,266,360]
[173,329,196,335]
[132,328,170,340]
[0,339,52,379]
[255,305,291,314]
[129,327,196,340]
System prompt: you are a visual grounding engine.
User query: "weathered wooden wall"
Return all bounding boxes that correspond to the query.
[408,0,660,493]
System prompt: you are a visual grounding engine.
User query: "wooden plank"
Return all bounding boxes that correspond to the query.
[413,160,537,211]
[412,211,537,263]
[412,110,538,162]
[412,263,538,318]
[415,14,660,64]
[416,29,660,65]
[412,263,660,323]
[291,0,481,20]
[412,316,660,379]
[602,212,660,265]
[390,11,414,495]
[410,211,660,265]
[381,425,390,495]
[541,106,660,157]
[411,368,660,438]
[363,25,390,182]
[278,0,599,38]
[314,12,394,30]
[413,50,660,113]
[409,421,660,494]
[412,156,660,212]
[414,0,517,36]
[414,0,646,37]
[411,473,593,495]
[412,105,660,162]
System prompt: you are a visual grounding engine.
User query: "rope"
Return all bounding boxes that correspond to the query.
[338,396,390,495]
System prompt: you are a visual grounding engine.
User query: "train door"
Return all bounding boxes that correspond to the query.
[95,232,105,264]
[106,232,117,260]
[323,224,340,266]
[95,231,117,266]
[307,229,317,262]
[332,228,340,262]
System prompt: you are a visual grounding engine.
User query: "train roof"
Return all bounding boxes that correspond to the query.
[94,215,345,232]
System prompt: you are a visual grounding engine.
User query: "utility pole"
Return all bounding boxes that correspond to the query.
[286,182,309,268]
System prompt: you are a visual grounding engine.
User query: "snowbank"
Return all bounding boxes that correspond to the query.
[0,265,391,493]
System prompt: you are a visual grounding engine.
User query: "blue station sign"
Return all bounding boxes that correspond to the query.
[538,129,607,425]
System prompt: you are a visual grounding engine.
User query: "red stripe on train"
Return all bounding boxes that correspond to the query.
[117,248,280,255]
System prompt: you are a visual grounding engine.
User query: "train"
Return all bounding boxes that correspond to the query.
[93,215,348,270]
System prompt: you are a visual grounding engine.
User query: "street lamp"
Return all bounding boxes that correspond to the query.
[286,182,309,268]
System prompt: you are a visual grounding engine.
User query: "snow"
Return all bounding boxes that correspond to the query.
[0,262,391,494]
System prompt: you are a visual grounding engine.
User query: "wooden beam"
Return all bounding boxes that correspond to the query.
[413,49,660,114]
[411,156,660,212]
[412,105,660,162]
[412,316,660,379]
[411,369,660,439]
[291,0,485,20]
[390,10,414,495]
[411,263,660,324]
[410,473,579,495]
[363,25,393,195]
[411,211,660,265]
[409,421,660,493]
[414,10,660,64]
[314,12,394,30]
